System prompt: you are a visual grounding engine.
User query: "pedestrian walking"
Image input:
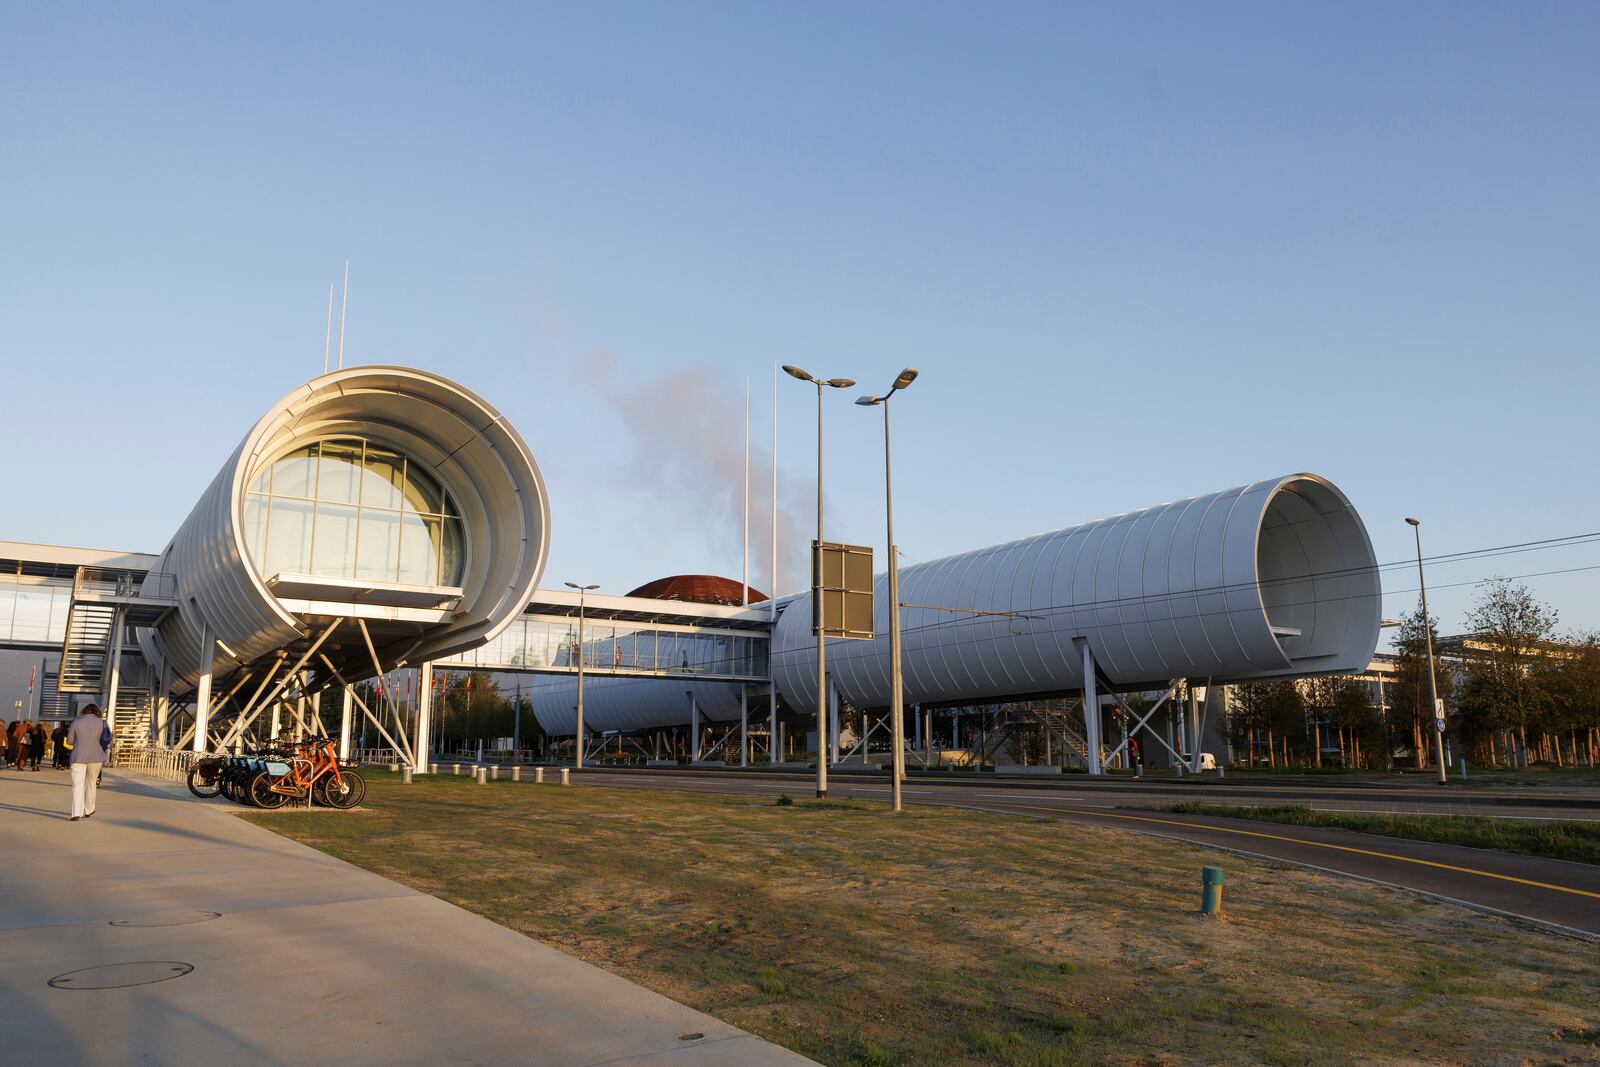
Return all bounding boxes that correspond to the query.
[66,705,109,821]
[1129,734,1143,779]
[27,722,45,770]
[5,720,21,770]
[51,721,68,769]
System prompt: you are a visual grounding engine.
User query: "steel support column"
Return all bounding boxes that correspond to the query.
[103,608,126,734]
[689,692,700,761]
[1079,640,1103,775]
[828,677,840,766]
[1187,682,1202,774]
[192,620,214,754]
[739,687,749,768]
[338,687,352,760]
[153,660,172,745]
[416,662,435,771]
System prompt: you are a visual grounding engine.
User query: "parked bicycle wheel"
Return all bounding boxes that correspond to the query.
[248,771,290,809]
[186,763,223,798]
[318,770,366,809]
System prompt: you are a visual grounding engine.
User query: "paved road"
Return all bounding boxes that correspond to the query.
[0,767,814,1067]
[568,767,1600,938]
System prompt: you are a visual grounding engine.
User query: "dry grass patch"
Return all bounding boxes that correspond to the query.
[244,774,1600,1067]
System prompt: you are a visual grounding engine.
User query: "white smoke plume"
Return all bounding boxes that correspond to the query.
[579,350,812,597]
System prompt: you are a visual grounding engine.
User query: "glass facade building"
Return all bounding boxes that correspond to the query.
[241,438,466,588]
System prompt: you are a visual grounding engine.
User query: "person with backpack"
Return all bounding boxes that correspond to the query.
[1128,734,1143,780]
[50,721,69,769]
[65,705,109,821]
[27,722,45,770]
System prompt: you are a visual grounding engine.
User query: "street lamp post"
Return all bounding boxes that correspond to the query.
[857,368,919,813]
[783,364,855,799]
[565,581,600,769]
[1404,519,1448,785]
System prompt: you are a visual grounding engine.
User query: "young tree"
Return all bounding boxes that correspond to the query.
[1462,578,1558,767]
[1549,632,1600,767]
[1330,677,1379,769]
[1389,607,1445,769]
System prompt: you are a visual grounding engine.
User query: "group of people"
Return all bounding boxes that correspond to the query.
[4,719,70,771]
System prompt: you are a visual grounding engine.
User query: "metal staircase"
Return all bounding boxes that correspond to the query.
[59,569,130,692]
[111,689,154,763]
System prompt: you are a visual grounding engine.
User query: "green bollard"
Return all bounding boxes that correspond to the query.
[1201,866,1225,916]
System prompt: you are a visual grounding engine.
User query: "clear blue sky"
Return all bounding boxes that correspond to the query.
[2,2,1597,642]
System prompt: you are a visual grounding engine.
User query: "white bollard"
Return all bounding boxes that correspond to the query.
[512,766,521,782]
[535,767,544,784]
[475,766,487,784]
[560,768,570,786]
[490,766,499,781]
[401,767,413,784]
[452,763,461,775]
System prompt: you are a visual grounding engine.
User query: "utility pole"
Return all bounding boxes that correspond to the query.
[564,582,600,769]
[857,368,919,812]
[1405,518,1448,785]
[783,365,855,799]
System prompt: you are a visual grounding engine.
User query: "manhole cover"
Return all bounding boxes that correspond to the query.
[49,962,193,990]
[109,911,221,928]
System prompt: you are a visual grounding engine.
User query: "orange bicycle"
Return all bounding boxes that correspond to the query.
[248,737,366,809]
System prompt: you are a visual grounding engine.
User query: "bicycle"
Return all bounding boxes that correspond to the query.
[248,738,365,810]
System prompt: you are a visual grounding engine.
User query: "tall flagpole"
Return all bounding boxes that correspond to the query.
[323,283,334,375]
[337,260,349,369]
[743,378,750,606]
[771,364,779,615]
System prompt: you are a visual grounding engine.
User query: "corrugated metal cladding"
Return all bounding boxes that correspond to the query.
[530,473,1379,735]
[772,473,1380,711]
[138,367,550,691]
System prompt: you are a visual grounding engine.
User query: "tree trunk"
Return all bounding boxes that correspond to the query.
[1313,719,1322,768]
[1414,720,1425,770]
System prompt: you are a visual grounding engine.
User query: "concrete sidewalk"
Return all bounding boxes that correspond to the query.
[0,767,814,1067]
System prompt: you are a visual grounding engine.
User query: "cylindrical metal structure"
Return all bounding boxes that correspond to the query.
[528,473,1380,735]
[139,366,550,692]
[529,672,747,737]
[773,473,1380,710]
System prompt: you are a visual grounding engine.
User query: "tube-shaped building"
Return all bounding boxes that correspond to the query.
[772,473,1380,710]
[529,473,1380,735]
[138,367,550,692]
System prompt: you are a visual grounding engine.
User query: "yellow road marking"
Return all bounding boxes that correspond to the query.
[993,802,1600,901]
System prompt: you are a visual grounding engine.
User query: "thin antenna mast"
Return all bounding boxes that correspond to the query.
[743,377,750,606]
[771,363,778,618]
[337,259,349,369]
[323,283,334,375]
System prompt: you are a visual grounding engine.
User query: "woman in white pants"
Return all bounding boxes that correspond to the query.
[66,705,108,822]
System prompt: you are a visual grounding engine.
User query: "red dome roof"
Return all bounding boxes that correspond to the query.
[626,574,768,606]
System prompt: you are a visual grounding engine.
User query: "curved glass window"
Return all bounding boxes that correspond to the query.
[242,439,465,587]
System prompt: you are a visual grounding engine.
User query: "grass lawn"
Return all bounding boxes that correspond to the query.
[243,774,1600,1067]
[1159,802,1600,866]
[1216,766,1600,790]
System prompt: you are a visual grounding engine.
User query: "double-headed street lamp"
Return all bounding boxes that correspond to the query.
[857,368,918,813]
[564,581,600,769]
[1404,519,1447,785]
[782,364,855,799]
